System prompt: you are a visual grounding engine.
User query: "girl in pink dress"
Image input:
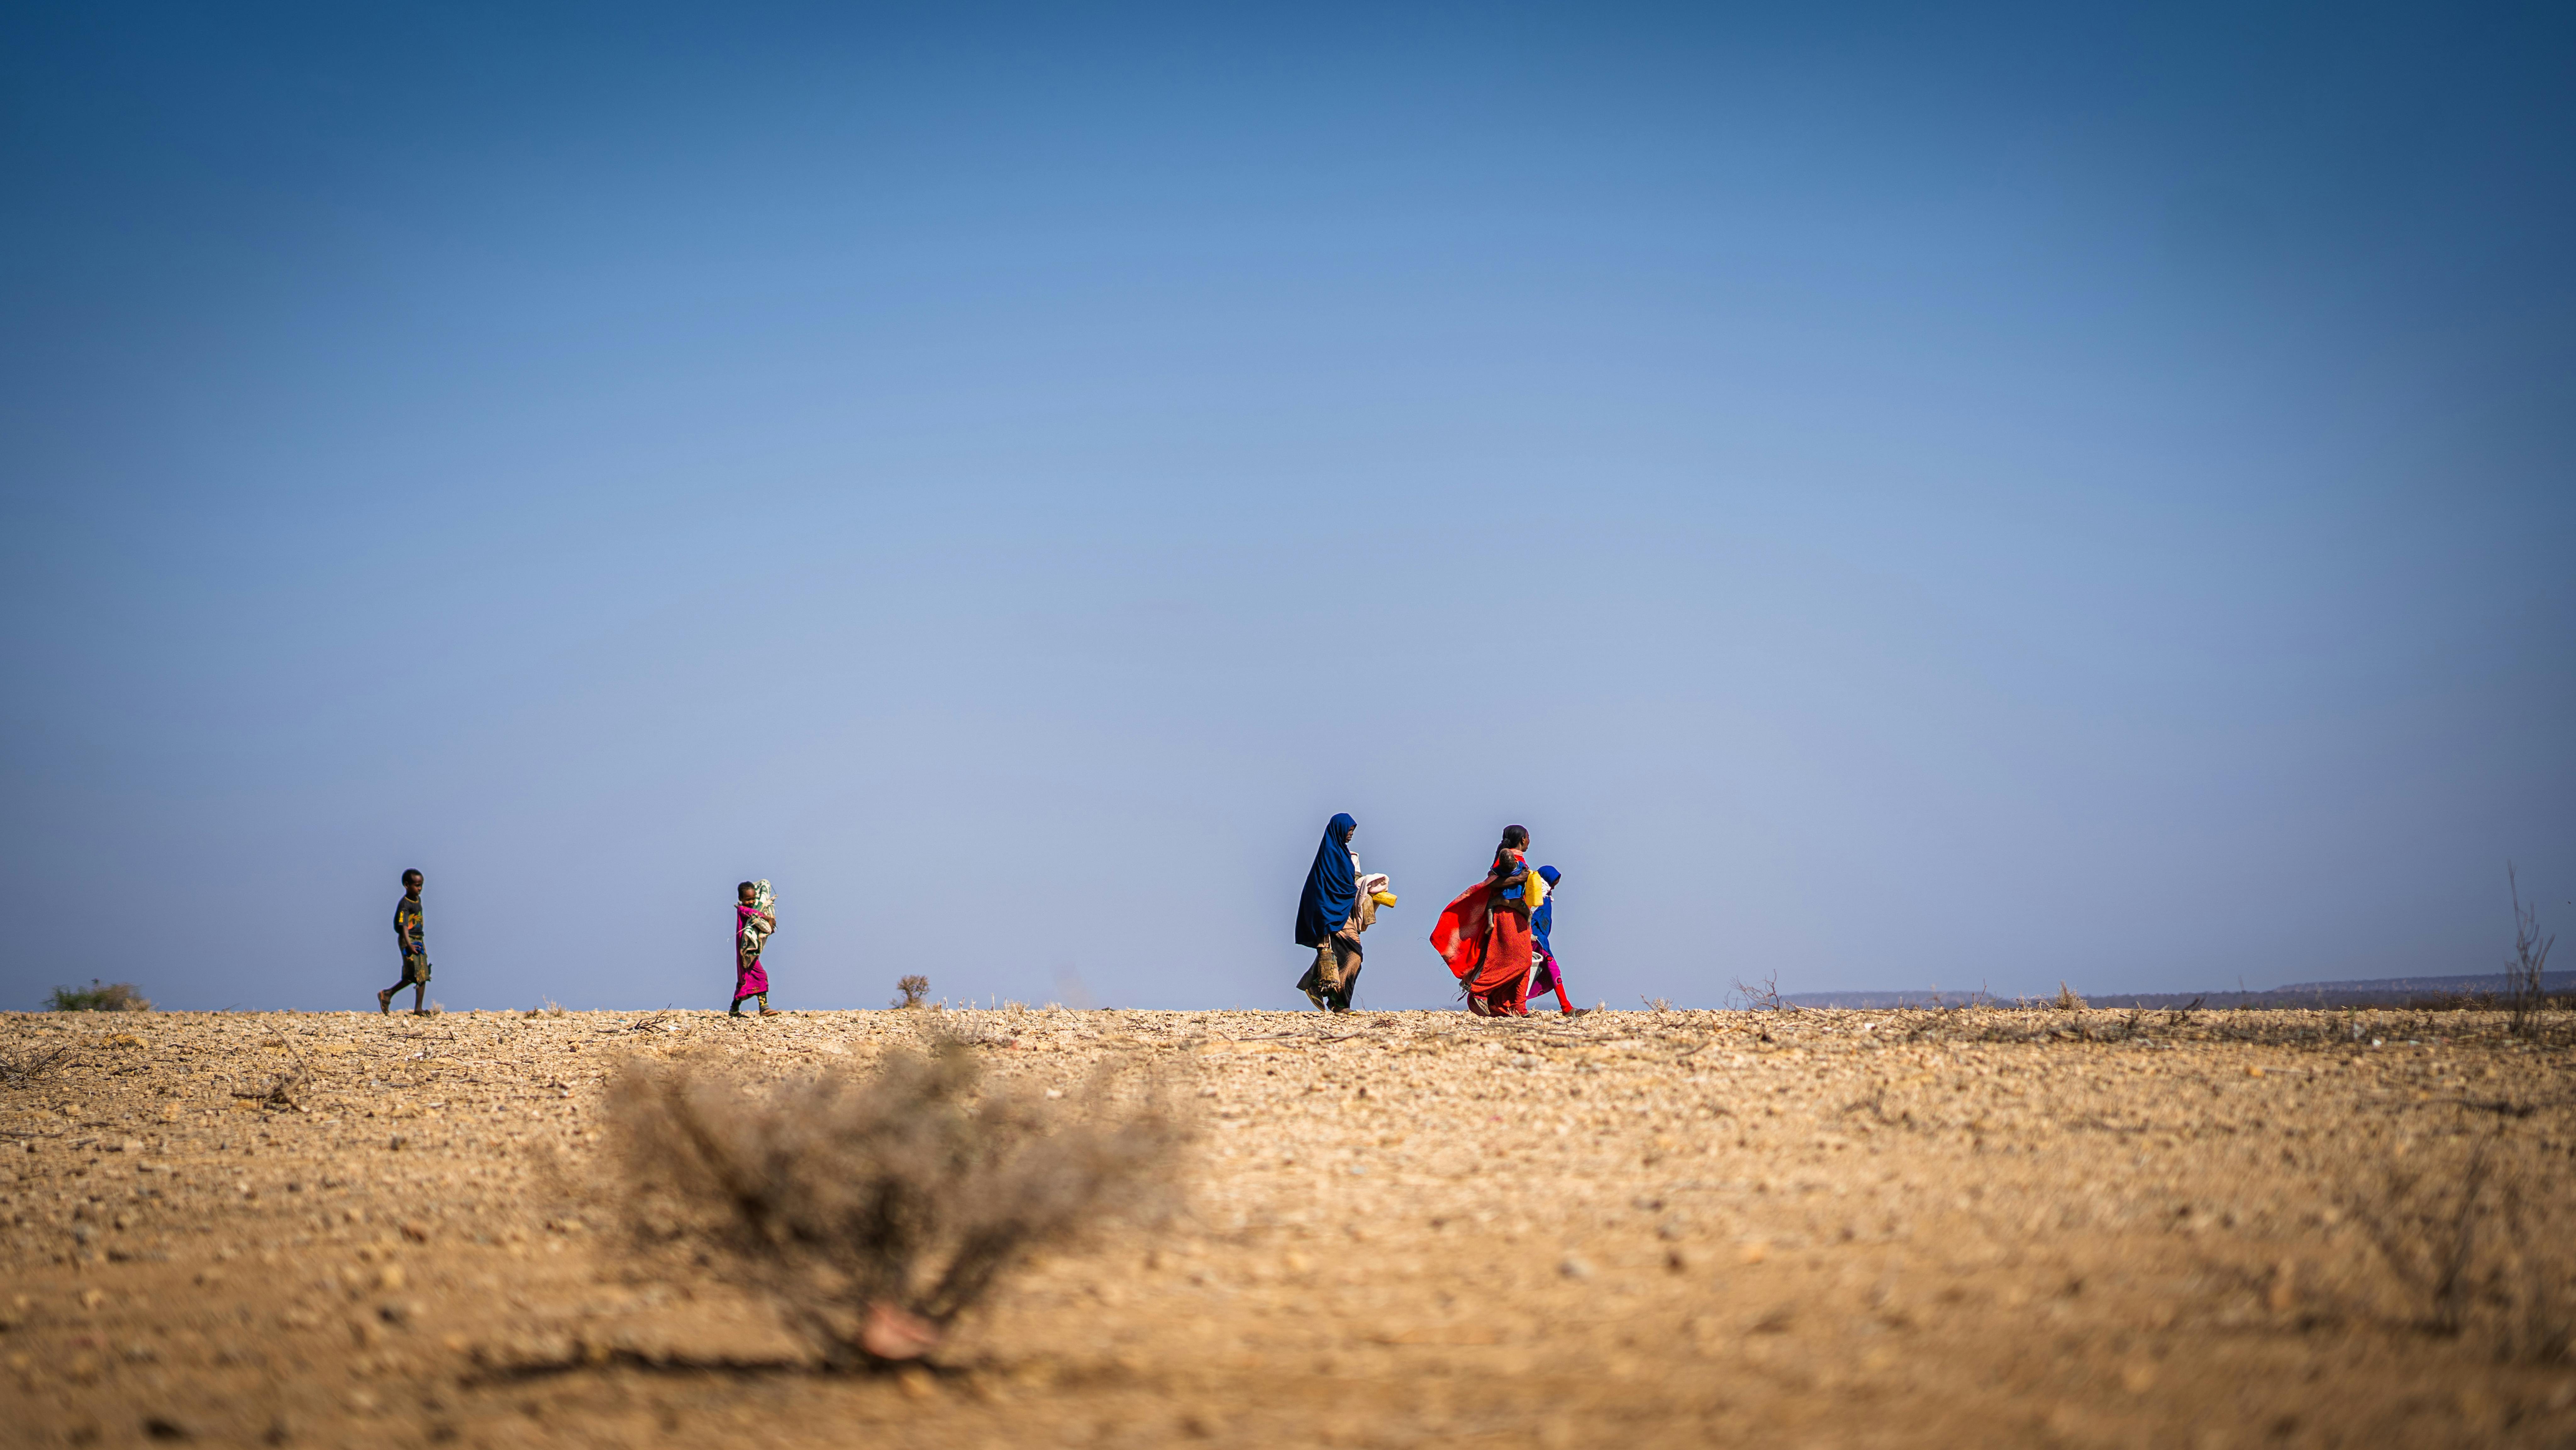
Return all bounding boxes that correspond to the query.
[731,880,778,1017]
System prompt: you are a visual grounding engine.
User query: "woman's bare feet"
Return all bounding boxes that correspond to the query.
[377,989,393,1015]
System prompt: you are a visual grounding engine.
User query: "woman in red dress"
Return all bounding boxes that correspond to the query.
[1432,825,1540,1016]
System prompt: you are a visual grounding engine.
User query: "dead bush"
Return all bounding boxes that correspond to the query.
[1730,970,1791,1013]
[2344,1127,2576,1363]
[608,1040,1187,1368]
[2505,864,2557,1041]
[892,975,930,1010]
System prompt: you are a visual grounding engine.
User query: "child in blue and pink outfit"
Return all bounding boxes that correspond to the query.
[1525,865,1582,1015]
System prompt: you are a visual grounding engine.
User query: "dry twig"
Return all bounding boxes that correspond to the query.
[0,1040,73,1088]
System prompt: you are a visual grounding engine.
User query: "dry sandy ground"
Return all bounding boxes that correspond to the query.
[5,1006,2573,1449]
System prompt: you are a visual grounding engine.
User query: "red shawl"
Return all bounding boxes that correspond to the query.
[1432,881,1495,984]
[1433,865,1534,997]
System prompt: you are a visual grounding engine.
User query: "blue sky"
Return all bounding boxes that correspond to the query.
[3,2,2570,1012]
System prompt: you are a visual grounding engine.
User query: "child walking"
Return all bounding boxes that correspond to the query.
[377,868,431,1015]
[731,879,778,1017]
[1525,865,1584,1015]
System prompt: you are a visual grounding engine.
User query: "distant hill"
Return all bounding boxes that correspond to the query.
[1781,970,2576,1011]
[1776,989,2006,1010]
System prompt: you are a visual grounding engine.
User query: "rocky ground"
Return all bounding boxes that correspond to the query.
[4,1004,2573,1449]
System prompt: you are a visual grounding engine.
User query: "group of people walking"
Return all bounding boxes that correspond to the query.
[1293,815,1582,1016]
[382,817,1582,1019]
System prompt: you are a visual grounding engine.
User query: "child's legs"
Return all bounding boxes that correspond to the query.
[1535,952,1574,1012]
[389,959,428,1003]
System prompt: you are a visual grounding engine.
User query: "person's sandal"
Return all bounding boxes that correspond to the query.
[758,1007,781,1016]
[376,989,392,1015]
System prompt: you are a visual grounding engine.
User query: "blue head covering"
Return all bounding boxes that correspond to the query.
[1532,865,1561,954]
[1294,813,1359,947]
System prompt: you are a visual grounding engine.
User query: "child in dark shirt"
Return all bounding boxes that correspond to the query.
[378,868,431,1016]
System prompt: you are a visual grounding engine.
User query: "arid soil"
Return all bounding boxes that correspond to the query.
[5,1006,2573,1449]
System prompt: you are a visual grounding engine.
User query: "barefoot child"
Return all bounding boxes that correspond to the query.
[731,880,778,1016]
[377,868,431,1015]
[1525,865,1583,1015]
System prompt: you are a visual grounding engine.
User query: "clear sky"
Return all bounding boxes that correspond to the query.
[3,2,2570,1014]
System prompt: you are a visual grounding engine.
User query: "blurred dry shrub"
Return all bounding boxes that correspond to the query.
[2344,1125,2574,1364]
[609,1040,1187,1367]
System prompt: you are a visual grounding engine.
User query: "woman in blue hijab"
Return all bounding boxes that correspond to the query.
[1295,813,1363,1011]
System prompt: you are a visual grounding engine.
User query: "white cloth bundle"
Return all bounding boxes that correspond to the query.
[1352,872,1394,932]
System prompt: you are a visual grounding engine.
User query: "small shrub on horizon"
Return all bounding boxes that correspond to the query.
[892,974,930,1010]
[46,979,152,1012]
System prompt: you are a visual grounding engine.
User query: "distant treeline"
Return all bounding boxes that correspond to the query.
[1781,971,2576,1012]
